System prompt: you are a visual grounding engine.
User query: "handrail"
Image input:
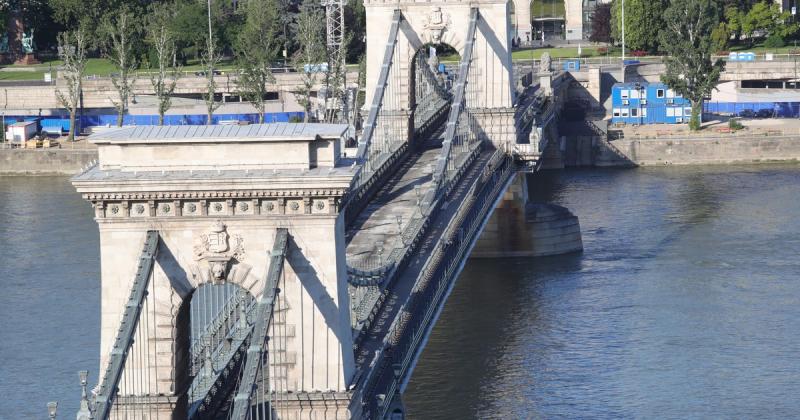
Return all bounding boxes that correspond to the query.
[92,231,159,419]
[229,228,290,420]
[375,153,515,418]
[189,290,253,376]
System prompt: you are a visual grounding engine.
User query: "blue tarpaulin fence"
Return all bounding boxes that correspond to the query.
[704,102,800,118]
[3,111,305,134]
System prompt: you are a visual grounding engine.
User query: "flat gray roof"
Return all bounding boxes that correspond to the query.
[90,123,349,143]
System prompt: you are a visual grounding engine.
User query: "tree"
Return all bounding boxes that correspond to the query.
[292,0,325,122]
[101,5,140,127]
[234,0,282,123]
[611,0,667,53]
[48,0,125,38]
[728,2,799,47]
[147,2,179,126]
[589,3,612,43]
[659,0,725,131]
[55,28,87,141]
[345,0,366,63]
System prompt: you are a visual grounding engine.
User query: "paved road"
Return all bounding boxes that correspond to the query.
[345,131,444,270]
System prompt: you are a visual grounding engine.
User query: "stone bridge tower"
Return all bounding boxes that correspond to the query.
[363,0,518,149]
[73,125,358,418]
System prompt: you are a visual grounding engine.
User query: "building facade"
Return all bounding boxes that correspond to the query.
[611,82,692,125]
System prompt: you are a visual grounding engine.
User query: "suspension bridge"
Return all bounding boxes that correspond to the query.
[67,0,570,418]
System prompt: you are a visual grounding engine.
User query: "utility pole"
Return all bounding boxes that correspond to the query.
[322,0,346,123]
[621,0,626,82]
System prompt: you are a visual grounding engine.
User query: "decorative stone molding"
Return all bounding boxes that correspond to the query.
[423,6,451,43]
[82,189,347,202]
[89,194,343,220]
[190,220,247,285]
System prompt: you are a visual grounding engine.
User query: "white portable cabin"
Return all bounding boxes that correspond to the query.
[5,121,38,144]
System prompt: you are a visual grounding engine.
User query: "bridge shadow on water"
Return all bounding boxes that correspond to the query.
[404,252,584,419]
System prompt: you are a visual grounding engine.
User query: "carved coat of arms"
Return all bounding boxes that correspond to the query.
[424,6,451,43]
[192,220,246,284]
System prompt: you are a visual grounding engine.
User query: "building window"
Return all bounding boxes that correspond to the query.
[613,108,621,117]
[675,107,683,117]
[630,89,640,99]
[621,89,629,99]
[641,108,648,117]
[621,108,629,117]
[666,89,675,98]
[631,108,639,117]
[685,107,692,116]
[666,107,675,117]
[656,89,665,98]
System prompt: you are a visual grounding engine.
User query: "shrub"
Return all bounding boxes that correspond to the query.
[764,34,786,49]
[729,118,744,130]
[597,46,609,55]
[289,115,303,123]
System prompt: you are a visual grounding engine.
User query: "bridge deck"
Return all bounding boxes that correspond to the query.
[353,146,494,370]
[345,132,443,266]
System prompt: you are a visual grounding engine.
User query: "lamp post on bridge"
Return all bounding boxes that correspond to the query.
[76,370,92,420]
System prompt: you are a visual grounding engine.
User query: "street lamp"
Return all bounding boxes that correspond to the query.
[47,401,58,419]
[77,371,92,420]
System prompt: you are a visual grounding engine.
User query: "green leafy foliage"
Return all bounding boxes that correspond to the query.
[659,0,725,131]
[611,0,667,53]
[235,0,283,122]
[764,33,785,48]
[725,2,799,46]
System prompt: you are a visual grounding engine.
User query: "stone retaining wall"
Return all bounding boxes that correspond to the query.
[613,135,800,166]
[0,148,97,175]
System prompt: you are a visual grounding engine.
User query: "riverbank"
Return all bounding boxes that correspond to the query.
[0,147,97,175]
[605,118,800,166]
[611,135,800,166]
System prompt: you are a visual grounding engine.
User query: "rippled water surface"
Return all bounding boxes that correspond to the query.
[2,165,800,418]
[406,165,800,419]
[0,176,99,418]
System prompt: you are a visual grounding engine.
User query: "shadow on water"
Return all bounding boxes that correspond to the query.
[405,253,584,420]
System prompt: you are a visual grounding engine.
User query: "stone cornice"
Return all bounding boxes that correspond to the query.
[82,188,348,202]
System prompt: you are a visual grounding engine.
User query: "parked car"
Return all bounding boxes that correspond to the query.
[738,109,755,118]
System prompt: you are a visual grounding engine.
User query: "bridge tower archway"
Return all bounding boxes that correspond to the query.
[363,0,517,148]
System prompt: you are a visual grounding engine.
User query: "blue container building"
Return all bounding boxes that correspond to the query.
[611,82,692,125]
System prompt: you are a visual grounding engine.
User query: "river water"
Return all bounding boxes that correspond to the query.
[1,165,800,418]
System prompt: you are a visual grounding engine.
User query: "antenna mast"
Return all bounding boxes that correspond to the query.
[322,0,347,123]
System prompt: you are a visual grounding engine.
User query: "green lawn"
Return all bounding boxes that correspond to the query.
[728,43,800,54]
[511,46,622,60]
[0,70,47,81]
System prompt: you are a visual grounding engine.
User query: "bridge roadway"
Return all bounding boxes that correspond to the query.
[345,130,443,267]
[346,134,500,407]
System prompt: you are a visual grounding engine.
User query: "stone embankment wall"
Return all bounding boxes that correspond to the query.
[0,149,97,175]
[613,135,800,166]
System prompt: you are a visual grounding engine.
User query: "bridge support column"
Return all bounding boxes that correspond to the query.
[472,173,583,258]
